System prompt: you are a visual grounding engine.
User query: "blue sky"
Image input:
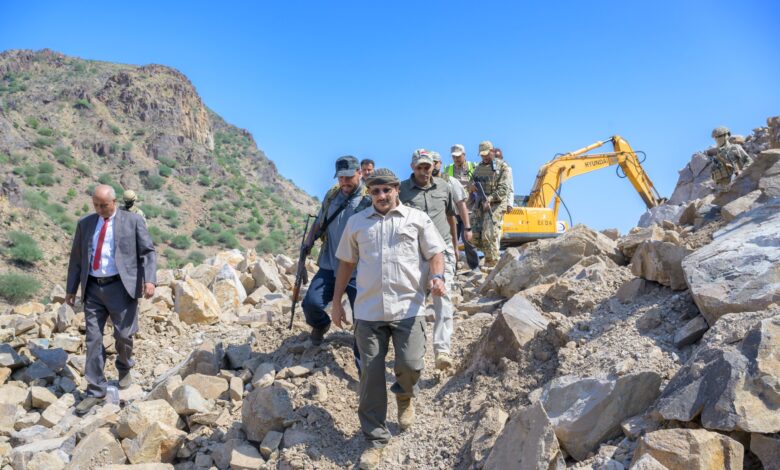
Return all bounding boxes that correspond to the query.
[2,0,778,233]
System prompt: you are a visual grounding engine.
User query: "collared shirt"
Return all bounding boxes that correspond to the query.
[90,209,119,277]
[442,174,467,203]
[316,183,369,275]
[336,203,445,322]
[399,176,456,244]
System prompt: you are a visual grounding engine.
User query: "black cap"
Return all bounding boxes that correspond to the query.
[334,155,360,178]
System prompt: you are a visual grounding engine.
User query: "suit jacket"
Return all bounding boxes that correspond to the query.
[66,209,157,300]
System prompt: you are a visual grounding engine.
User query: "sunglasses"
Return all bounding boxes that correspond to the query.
[370,187,394,196]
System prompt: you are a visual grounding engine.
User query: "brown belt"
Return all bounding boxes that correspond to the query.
[89,274,121,286]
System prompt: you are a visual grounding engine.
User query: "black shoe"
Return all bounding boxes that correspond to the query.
[118,370,135,389]
[76,396,104,415]
[310,323,331,346]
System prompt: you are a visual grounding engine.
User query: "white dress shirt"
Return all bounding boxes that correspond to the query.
[90,210,119,277]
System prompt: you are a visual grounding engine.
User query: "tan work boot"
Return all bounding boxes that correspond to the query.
[359,446,384,470]
[397,396,415,431]
[435,352,453,370]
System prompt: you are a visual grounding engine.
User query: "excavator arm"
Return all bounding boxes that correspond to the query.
[525,135,664,220]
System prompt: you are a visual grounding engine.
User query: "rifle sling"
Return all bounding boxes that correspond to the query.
[318,191,355,237]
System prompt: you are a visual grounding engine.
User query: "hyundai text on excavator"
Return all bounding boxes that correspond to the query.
[501,135,665,245]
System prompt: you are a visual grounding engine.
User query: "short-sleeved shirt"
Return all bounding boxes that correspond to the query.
[316,183,370,275]
[444,176,467,203]
[336,203,446,322]
[399,176,456,244]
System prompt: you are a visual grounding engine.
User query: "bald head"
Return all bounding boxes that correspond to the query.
[92,184,117,218]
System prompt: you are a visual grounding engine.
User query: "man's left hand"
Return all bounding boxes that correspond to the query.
[463,230,473,243]
[143,283,155,299]
[430,278,446,297]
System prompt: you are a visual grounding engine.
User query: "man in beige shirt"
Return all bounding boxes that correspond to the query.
[332,168,446,470]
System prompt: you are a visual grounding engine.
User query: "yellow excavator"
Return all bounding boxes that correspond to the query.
[501,135,665,245]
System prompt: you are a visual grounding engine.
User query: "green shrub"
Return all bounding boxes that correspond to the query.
[0,273,41,303]
[186,250,205,265]
[38,162,54,174]
[63,188,77,203]
[141,204,162,219]
[37,127,54,137]
[33,137,55,148]
[74,98,92,109]
[0,153,9,164]
[75,162,91,176]
[165,192,182,207]
[207,223,221,234]
[256,237,280,254]
[109,124,120,135]
[25,116,39,129]
[170,235,191,250]
[148,226,173,244]
[109,143,120,154]
[53,147,74,167]
[133,129,146,136]
[33,173,56,186]
[143,174,165,190]
[192,228,217,246]
[162,248,184,269]
[217,230,239,249]
[162,208,177,220]
[157,156,177,168]
[158,165,172,178]
[198,175,210,186]
[7,231,43,265]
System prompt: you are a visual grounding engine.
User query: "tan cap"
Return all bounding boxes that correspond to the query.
[412,148,434,166]
[450,144,465,157]
[366,168,400,186]
[123,190,137,202]
[429,151,442,163]
[478,141,494,156]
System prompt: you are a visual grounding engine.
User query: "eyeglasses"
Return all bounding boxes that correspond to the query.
[370,187,394,196]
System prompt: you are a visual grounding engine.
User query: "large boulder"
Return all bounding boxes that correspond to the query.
[211,264,247,307]
[173,277,221,325]
[637,205,685,229]
[667,152,717,206]
[116,400,180,439]
[654,310,780,433]
[484,401,565,470]
[630,241,691,291]
[682,197,780,325]
[67,428,126,469]
[468,407,508,468]
[125,421,186,464]
[486,225,624,298]
[750,433,780,470]
[471,294,548,364]
[633,428,743,470]
[721,189,763,222]
[251,258,285,293]
[241,384,294,443]
[534,372,662,461]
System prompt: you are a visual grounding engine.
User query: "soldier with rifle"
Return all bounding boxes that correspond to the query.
[469,141,510,268]
[295,156,371,349]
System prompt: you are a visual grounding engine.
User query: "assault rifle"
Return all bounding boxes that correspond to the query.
[474,181,494,214]
[289,214,316,330]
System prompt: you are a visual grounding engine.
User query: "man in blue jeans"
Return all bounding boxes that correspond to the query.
[301,156,371,349]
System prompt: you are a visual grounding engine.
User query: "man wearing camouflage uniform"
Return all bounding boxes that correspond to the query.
[710,126,753,190]
[121,190,145,220]
[469,141,510,268]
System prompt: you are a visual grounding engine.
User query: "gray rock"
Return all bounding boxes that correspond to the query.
[537,372,662,461]
[655,312,780,433]
[630,241,691,291]
[225,343,252,370]
[251,258,284,293]
[667,152,716,206]
[721,189,763,222]
[170,385,209,415]
[629,453,669,470]
[55,304,75,333]
[472,294,548,365]
[260,430,283,459]
[30,348,68,372]
[67,428,126,469]
[683,197,780,324]
[484,401,564,470]
[242,384,294,443]
[39,393,74,427]
[750,433,780,470]
[673,316,709,347]
[469,406,508,468]
[637,205,685,229]
[485,225,624,298]
[12,361,56,383]
[615,278,653,304]
[10,435,76,470]
[0,343,29,369]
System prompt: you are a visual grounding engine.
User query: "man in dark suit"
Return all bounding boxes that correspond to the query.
[65,184,156,412]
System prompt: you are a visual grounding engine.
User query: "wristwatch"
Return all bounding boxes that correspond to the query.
[431,274,445,282]
[464,227,472,231]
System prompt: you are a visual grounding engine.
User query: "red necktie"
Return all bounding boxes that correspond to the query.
[92,217,110,271]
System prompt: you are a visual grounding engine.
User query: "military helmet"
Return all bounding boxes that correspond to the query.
[123,190,137,202]
[711,126,730,138]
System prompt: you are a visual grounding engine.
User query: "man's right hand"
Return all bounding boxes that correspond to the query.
[331,302,346,330]
[65,294,76,307]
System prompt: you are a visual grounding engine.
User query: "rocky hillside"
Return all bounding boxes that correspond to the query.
[0,49,317,308]
[0,117,777,469]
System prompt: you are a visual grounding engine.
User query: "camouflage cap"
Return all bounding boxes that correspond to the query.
[334,155,360,178]
[711,126,730,138]
[429,151,442,163]
[366,168,400,186]
[411,148,434,166]
[123,190,137,202]
[478,140,494,156]
[450,144,465,157]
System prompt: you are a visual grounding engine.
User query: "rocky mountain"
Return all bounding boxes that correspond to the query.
[0,116,777,469]
[0,49,317,307]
